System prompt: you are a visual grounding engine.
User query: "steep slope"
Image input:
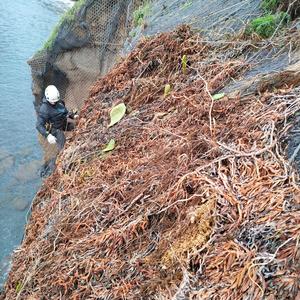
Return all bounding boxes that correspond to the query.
[32,0,300,172]
[2,26,300,299]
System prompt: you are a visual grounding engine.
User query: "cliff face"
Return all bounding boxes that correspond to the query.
[28,0,143,112]
[2,0,300,299]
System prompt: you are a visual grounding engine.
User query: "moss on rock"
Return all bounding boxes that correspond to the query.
[41,0,86,53]
[246,12,290,38]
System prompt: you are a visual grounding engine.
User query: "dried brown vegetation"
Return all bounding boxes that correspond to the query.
[2,26,300,300]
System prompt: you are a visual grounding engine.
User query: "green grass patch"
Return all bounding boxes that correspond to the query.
[129,30,137,38]
[261,0,281,12]
[246,12,290,38]
[180,0,193,10]
[40,0,86,53]
[261,0,300,19]
[133,2,151,27]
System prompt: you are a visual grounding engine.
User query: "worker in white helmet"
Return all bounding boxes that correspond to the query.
[36,85,77,151]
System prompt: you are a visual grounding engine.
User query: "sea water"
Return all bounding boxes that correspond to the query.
[0,0,73,288]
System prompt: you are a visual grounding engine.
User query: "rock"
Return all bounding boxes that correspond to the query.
[0,255,11,282]
[17,145,33,158]
[14,160,42,183]
[0,149,14,176]
[11,197,30,211]
[0,156,14,176]
[0,148,9,160]
[224,50,300,98]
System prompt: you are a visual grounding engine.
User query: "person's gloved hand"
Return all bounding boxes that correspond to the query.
[68,109,79,120]
[47,134,57,144]
[72,109,79,119]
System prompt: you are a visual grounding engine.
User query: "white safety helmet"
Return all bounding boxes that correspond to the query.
[45,85,60,104]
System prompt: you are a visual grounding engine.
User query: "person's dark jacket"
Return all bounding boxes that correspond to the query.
[36,98,69,137]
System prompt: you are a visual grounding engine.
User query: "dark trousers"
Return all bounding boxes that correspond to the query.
[51,121,74,151]
[41,122,75,177]
[53,129,66,151]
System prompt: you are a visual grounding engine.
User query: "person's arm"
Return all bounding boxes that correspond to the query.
[60,100,77,119]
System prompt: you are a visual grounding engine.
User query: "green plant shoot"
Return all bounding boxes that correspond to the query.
[164,84,171,97]
[182,55,188,74]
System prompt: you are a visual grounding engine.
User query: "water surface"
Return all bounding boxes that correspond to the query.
[0,0,73,288]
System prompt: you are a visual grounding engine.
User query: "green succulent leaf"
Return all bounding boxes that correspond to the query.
[212,93,225,101]
[102,139,116,152]
[108,103,127,127]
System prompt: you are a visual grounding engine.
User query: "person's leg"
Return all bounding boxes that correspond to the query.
[55,130,66,151]
[66,121,75,131]
[40,157,56,178]
[38,133,59,162]
[38,133,59,177]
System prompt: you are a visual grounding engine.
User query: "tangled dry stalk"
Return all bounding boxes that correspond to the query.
[2,26,300,300]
